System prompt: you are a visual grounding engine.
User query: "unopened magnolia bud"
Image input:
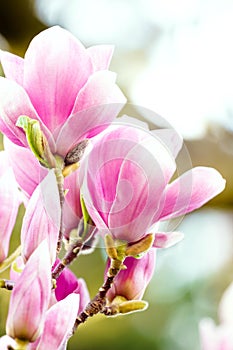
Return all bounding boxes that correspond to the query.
[64,139,89,166]
[16,116,55,168]
[6,241,51,342]
[125,234,154,257]
[106,249,156,302]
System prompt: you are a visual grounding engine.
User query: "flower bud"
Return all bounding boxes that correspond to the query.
[53,259,90,314]
[6,240,51,342]
[28,294,79,350]
[106,248,156,302]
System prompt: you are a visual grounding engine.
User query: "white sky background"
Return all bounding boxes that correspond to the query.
[35,0,233,138]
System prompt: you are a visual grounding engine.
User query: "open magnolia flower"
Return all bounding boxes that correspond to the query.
[80,123,226,245]
[0,26,126,159]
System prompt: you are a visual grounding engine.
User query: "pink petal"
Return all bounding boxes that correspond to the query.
[34,294,79,350]
[108,131,176,241]
[0,77,37,146]
[0,150,10,177]
[6,241,51,342]
[4,137,48,197]
[158,167,226,221]
[23,26,93,132]
[151,128,183,159]
[56,103,125,157]
[87,45,114,71]
[106,249,156,302]
[21,171,61,263]
[153,231,184,248]
[71,70,126,115]
[0,168,20,262]
[0,50,24,85]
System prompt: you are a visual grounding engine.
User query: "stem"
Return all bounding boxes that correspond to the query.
[0,279,15,290]
[54,167,65,254]
[52,238,84,280]
[0,246,21,274]
[73,256,124,330]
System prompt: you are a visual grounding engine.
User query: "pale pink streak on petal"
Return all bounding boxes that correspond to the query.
[87,45,114,71]
[21,171,61,263]
[34,294,79,350]
[158,167,226,221]
[6,241,51,342]
[4,137,48,197]
[0,50,24,85]
[23,26,93,131]
[153,231,184,248]
[0,168,20,262]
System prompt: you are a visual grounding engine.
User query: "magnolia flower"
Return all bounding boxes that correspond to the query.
[106,249,156,302]
[0,151,20,263]
[21,171,61,263]
[6,241,51,342]
[199,282,233,350]
[0,26,126,159]
[80,124,226,244]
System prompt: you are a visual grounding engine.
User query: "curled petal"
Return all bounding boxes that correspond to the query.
[158,167,226,221]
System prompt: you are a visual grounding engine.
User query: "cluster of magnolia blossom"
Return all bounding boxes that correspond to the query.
[0,26,226,349]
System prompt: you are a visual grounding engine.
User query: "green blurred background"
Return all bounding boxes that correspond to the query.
[0,1,233,349]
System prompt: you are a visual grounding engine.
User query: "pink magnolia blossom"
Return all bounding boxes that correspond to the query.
[0,26,126,158]
[28,294,80,350]
[106,249,156,302]
[53,259,90,314]
[6,240,51,342]
[21,171,61,263]
[199,282,233,350]
[0,151,20,263]
[80,124,226,244]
